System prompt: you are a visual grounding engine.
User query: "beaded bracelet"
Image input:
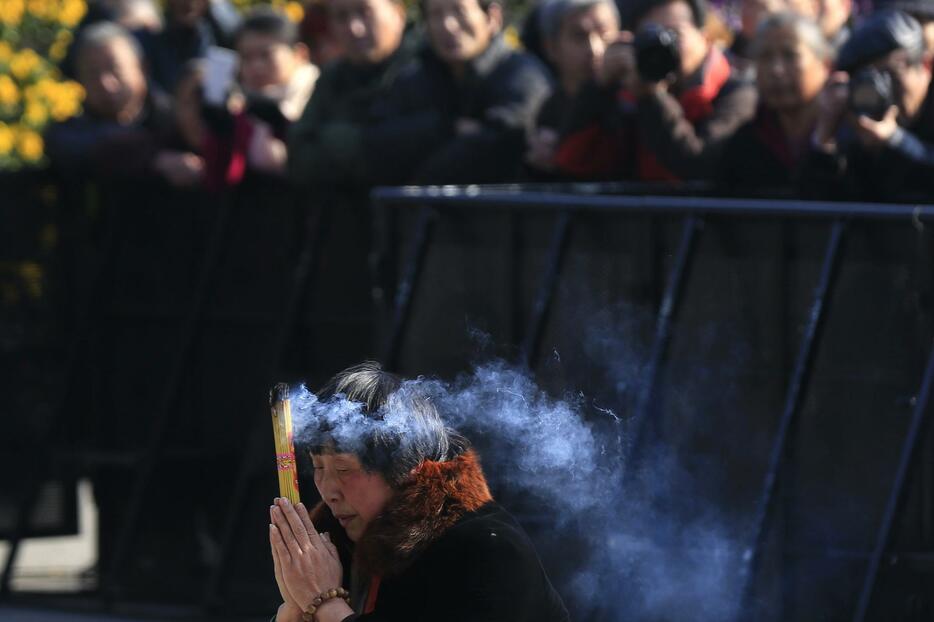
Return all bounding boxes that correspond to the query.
[301,587,351,622]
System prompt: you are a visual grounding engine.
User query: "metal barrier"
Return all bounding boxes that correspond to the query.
[0,177,931,620]
[372,184,934,622]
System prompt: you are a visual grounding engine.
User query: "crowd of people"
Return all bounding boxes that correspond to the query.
[44,0,934,201]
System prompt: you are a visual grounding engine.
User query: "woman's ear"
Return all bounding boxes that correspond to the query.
[487,2,504,33]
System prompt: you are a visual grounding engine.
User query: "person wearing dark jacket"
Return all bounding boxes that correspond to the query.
[268,362,570,622]
[719,12,831,195]
[554,0,757,182]
[802,9,934,201]
[286,0,412,189]
[525,0,621,178]
[46,22,184,183]
[362,0,552,185]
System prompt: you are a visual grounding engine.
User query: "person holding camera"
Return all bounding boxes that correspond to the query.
[361,0,552,185]
[718,12,832,194]
[625,0,757,181]
[803,9,934,200]
[551,0,756,182]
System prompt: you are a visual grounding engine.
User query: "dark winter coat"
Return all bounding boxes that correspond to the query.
[362,35,553,185]
[45,90,174,181]
[286,31,419,190]
[717,105,813,196]
[553,46,756,182]
[306,450,569,622]
[800,81,934,202]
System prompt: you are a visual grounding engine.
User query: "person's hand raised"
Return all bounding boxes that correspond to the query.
[854,105,900,150]
[269,503,303,621]
[248,120,287,175]
[153,150,205,187]
[598,32,637,90]
[269,498,344,614]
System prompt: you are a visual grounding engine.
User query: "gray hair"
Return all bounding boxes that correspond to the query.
[299,361,469,488]
[753,11,834,62]
[75,21,144,69]
[538,0,620,40]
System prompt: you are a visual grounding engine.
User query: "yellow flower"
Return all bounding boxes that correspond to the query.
[0,0,25,26]
[59,0,87,28]
[16,127,44,162]
[35,77,58,97]
[284,1,304,22]
[10,49,42,81]
[24,100,48,126]
[50,40,69,62]
[0,75,19,106]
[66,81,85,100]
[0,123,14,155]
[503,25,520,50]
[0,42,13,62]
[50,87,82,121]
[27,0,51,20]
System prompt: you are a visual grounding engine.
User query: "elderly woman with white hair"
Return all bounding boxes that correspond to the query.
[267,362,569,622]
[718,11,833,194]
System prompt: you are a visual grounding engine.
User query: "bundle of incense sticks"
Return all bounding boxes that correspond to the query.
[270,383,301,504]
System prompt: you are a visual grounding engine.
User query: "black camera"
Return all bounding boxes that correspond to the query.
[848,66,896,122]
[634,24,681,82]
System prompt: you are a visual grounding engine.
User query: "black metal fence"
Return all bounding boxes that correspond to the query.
[1,175,932,621]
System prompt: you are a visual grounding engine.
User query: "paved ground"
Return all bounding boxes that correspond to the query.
[1,481,267,621]
[0,480,96,593]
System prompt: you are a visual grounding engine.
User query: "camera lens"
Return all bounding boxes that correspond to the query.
[634,24,681,83]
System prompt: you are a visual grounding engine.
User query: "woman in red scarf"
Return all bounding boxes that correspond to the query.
[268,362,568,622]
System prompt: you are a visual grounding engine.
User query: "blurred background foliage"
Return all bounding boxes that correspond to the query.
[1,0,87,169]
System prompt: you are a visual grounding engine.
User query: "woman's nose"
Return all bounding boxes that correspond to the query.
[317,472,342,501]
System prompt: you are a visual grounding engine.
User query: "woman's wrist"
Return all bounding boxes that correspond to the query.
[311,597,354,622]
[276,602,304,622]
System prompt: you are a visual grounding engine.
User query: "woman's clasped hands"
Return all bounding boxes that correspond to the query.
[269,497,349,622]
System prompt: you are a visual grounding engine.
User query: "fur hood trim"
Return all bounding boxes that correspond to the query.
[309,450,493,578]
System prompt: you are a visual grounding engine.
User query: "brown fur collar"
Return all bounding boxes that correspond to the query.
[309,450,493,578]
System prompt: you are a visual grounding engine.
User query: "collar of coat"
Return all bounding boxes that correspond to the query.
[309,449,494,578]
